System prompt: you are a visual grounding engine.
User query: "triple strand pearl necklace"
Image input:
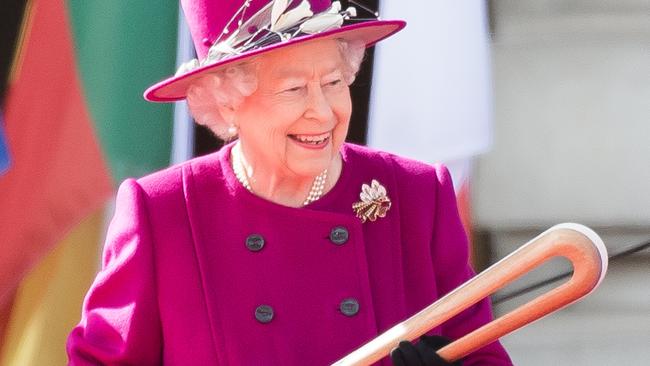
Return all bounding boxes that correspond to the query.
[231,143,328,206]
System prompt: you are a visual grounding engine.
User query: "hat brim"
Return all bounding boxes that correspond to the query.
[143,20,406,102]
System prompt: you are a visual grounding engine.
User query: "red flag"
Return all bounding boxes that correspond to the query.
[0,0,113,306]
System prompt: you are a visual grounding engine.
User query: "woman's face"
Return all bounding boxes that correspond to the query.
[234,39,352,178]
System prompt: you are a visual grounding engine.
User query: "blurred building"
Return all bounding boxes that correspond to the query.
[476,0,650,364]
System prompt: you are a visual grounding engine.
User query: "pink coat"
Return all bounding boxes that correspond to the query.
[67,143,512,365]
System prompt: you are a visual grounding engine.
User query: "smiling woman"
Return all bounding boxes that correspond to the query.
[187,38,364,207]
[66,1,512,365]
[232,40,353,206]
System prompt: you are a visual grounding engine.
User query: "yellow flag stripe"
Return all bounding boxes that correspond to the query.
[0,209,104,366]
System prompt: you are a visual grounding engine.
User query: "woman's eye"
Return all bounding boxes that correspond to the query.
[282,86,304,93]
[326,79,342,87]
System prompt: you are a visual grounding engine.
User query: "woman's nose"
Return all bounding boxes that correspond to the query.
[304,84,334,122]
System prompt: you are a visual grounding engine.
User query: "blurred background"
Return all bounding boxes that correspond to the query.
[479,1,650,363]
[0,0,648,365]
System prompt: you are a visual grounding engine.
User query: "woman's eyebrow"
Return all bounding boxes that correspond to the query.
[273,63,342,79]
[323,67,343,77]
[274,76,306,87]
[322,64,344,77]
[273,67,308,79]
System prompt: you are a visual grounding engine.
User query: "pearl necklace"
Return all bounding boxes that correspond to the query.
[231,144,328,206]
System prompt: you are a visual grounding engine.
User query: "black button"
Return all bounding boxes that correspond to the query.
[329,226,349,245]
[255,305,274,323]
[246,234,265,252]
[340,298,360,316]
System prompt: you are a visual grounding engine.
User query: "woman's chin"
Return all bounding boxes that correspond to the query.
[286,137,335,173]
[287,152,334,178]
[290,159,331,178]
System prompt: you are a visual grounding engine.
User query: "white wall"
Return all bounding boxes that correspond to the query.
[474,0,650,228]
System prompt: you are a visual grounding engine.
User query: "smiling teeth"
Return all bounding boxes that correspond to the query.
[293,132,330,144]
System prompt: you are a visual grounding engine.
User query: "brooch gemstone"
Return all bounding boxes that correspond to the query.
[352,179,391,223]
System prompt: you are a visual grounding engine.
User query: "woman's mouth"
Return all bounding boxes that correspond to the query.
[288,132,331,149]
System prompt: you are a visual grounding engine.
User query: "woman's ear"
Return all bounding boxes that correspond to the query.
[186,72,251,137]
[215,101,237,125]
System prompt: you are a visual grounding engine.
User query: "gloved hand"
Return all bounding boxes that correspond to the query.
[390,335,462,366]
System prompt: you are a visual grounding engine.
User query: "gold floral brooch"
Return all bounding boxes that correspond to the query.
[352,180,391,223]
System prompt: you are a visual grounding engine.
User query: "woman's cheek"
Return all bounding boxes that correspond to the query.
[336,95,353,122]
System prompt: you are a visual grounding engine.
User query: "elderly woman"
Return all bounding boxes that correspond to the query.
[67,0,512,365]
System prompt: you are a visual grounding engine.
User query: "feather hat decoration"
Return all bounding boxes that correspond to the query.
[144,0,405,102]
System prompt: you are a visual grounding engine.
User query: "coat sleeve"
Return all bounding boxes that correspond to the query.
[67,179,162,365]
[430,165,513,365]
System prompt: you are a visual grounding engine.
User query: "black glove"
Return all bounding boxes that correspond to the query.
[390,335,462,366]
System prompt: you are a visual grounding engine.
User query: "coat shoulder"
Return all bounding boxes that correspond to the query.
[343,143,453,192]
[135,151,223,198]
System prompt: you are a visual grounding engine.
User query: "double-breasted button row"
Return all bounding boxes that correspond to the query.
[246,226,349,252]
[247,227,355,323]
[253,298,360,324]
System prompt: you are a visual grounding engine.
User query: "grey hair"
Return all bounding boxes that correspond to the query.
[186,38,367,140]
[337,38,366,85]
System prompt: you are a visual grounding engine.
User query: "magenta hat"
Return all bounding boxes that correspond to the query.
[144,0,405,102]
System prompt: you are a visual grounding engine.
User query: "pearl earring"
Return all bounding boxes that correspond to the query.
[227,124,238,136]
